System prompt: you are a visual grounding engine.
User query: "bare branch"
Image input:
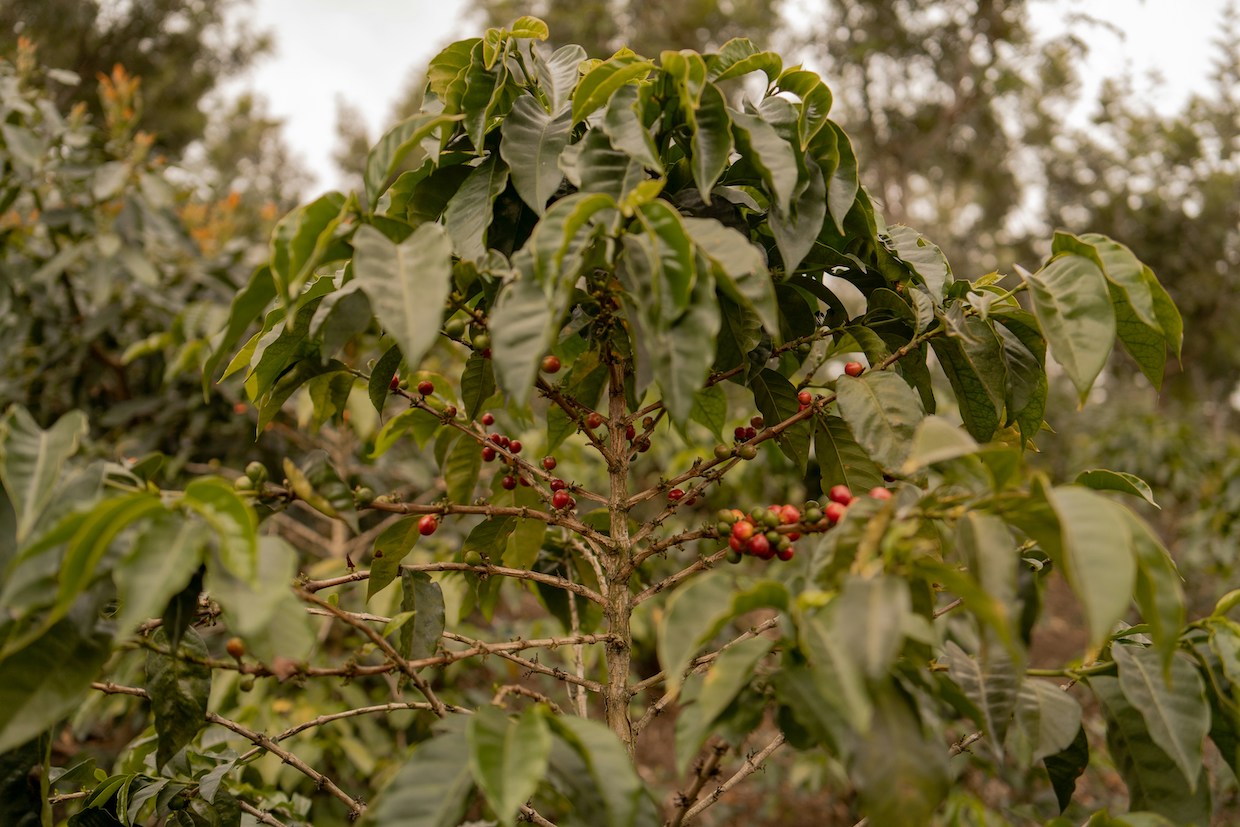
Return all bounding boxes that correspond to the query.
[667,741,729,827]
[681,733,787,823]
[302,562,604,604]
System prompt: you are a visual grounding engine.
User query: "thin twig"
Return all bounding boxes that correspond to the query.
[680,733,787,823]
[238,800,290,827]
[667,741,729,827]
[302,561,604,604]
[492,684,564,714]
[441,631,606,692]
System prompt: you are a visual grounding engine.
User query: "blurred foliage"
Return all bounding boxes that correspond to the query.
[0,0,270,155]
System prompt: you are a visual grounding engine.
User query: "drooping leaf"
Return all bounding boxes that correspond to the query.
[1008,679,1083,767]
[1121,510,1184,671]
[468,706,551,827]
[572,51,655,124]
[1074,469,1158,508]
[1091,675,1211,824]
[835,371,925,472]
[352,223,454,380]
[1022,253,1115,400]
[146,627,211,769]
[443,432,483,504]
[363,718,474,827]
[368,517,422,601]
[369,344,404,413]
[1044,724,1090,813]
[730,108,798,214]
[769,158,825,273]
[931,314,1006,442]
[1113,646,1210,791]
[883,225,952,303]
[444,155,509,261]
[748,369,811,471]
[815,414,885,493]
[500,96,572,214]
[365,112,460,205]
[0,406,89,546]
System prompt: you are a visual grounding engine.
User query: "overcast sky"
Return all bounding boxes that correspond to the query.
[229,0,1235,194]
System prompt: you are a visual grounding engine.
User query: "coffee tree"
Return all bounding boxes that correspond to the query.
[4,18,1238,827]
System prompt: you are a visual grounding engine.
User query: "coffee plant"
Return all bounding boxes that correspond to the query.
[3,18,1237,827]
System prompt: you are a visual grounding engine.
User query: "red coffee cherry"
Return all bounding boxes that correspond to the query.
[418,515,439,536]
[844,361,865,377]
[541,355,561,374]
[552,490,572,509]
[417,380,435,396]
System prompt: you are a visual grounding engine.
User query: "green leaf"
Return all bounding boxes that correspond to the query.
[363,718,473,827]
[502,487,546,570]
[203,267,277,396]
[462,516,516,561]
[207,536,314,664]
[283,451,358,533]
[1054,232,1158,328]
[365,113,460,205]
[490,276,554,405]
[1113,646,1210,791]
[573,128,648,203]
[630,200,697,323]
[661,51,730,200]
[825,122,859,234]
[831,576,910,680]
[444,432,483,504]
[1022,253,1115,400]
[850,688,950,827]
[270,192,348,300]
[160,565,204,658]
[468,706,550,827]
[1091,675,1211,824]
[994,311,1049,443]
[1044,724,1090,813]
[682,216,777,336]
[799,609,873,733]
[146,627,211,770]
[460,351,496,422]
[902,416,980,473]
[0,597,113,754]
[371,408,444,458]
[368,517,422,601]
[444,155,509,261]
[369,344,404,413]
[748,369,811,471]
[769,158,825,273]
[547,715,656,827]
[1008,678,1083,766]
[656,572,734,700]
[944,640,1020,754]
[776,69,832,149]
[689,384,727,440]
[673,635,773,774]
[1147,268,1182,360]
[730,108,798,214]
[1074,469,1158,507]
[835,371,925,472]
[707,38,782,83]
[111,512,205,640]
[815,414,885,493]
[0,406,89,546]
[352,223,454,380]
[650,269,719,429]
[533,44,587,114]
[1122,511,1184,671]
[931,315,1006,442]
[599,84,662,173]
[882,225,952,303]
[500,97,571,215]
[572,52,655,124]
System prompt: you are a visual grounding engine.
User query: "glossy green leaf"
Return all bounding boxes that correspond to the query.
[363,718,473,827]
[270,191,348,300]
[815,413,885,493]
[460,351,496,422]
[599,84,662,173]
[775,69,832,149]
[729,108,798,213]
[1147,268,1183,360]
[883,225,952,303]
[1113,646,1210,790]
[1054,231,1158,329]
[932,314,1006,442]
[825,121,859,233]
[682,216,777,335]
[444,432,482,504]
[0,406,88,546]
[444,155,509,261]
[689,384,727,439]
[368,517,422,601]
[769,158,825,273]
[572,52,654,124]
[468,706,550,827]
[533,43,587,114]
[1023,253,1115,400]
[1008,678,1082,766]
[365,112,460,205]
[500,96,571,215]
[146,627,210,769]
[749,369,811,471]
[1122,512,1185,671]
[632,200,697,322]
[369,344,403,413]
[1044,724,1090,813]
[835,371,925,472]
[490,275,554,404]
[574,128,647,203]
[1091,675,1211,824]
[1074,469,1158,507]
[353,223,453,383]
[674,635,773,773]
[707,38,782,82]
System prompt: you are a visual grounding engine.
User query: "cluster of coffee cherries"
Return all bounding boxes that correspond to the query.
[716,484,893,564]
[477,412,577,511]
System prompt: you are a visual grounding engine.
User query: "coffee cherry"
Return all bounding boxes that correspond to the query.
[825,501,847,524]
[225,637,246,659]
[804,506,824,523]
[726,548,744,564]
[234,476,254,492]
[443,405,458,419]
[417,380,435,396]
[418,515,439,536]
[489,433,504,445]
[389,374,401,391]
[502,475,517,490]
[508,440,522,454]
[245,461,267,483]
[731,520,755,541]
[734,426,748,441]
[716,521,734,535]
[354,486,376,506]
[844,361,864,377]
[626,423,637,441]
[828,485,853,505]
[744,426,758,440]
[541,355,562,374]
[481,446,497,462]
[542,456,557,471]
[668,488,685,502]
[499,435,511,448]
[728,534,745,552]
[472,331,491,350]
[550,478,567,491]
[714,444,732,460]
[869,486,893,500]
[463,550,484,566]
[779,504,801,525]
[634,438,651,453]
[642,416,655,429]
[552,490,572,509]
[776,545,795,562]
[444,317,467,338]
[481,412,495,426]
[585,412,604,430]
[717,509,737,524]
[737,444,758,460]
[748,534,772,559]
[750,415,764,428]
[797,390,812,406]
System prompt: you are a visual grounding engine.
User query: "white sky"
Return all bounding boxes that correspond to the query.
[229,0,1235,194]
